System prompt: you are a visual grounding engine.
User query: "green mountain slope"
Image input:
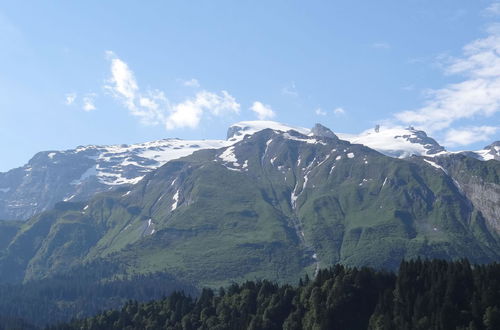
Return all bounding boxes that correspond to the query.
[0,127,499,287]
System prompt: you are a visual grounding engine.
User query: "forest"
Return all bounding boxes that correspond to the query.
[0,260,197,329]
[46,259,500,330]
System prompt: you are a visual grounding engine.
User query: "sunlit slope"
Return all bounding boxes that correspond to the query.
[0,127,498,287]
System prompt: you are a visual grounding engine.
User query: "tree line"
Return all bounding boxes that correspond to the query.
[49,259,500,330]
[0,260,196,328]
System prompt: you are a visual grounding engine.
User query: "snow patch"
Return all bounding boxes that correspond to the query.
[283,133,320,144]
[423,159,447,173]
[144,218,155,236]
[171,191,179,211]
[291,174,309,209]
[228,121,310,142]
[219,146,238,163]
[63,194,76,202]
[71,165,98,185]
[338,126,445,158]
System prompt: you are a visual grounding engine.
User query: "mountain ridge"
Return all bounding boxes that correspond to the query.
[0,121,498,221]
[0,127,498,287]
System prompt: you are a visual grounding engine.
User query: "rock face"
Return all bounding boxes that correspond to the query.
[310,123,339,140]
[402,129,446,155]
[431,154,500,233]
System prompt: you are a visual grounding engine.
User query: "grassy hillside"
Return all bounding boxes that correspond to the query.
[0,129,498,288]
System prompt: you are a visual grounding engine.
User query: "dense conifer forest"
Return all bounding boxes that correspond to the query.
[0,260,197,328]
[47,259,500,330]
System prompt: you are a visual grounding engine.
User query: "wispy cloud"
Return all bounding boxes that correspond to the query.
[65,93,77,106]
[484,2,500,16]
[443,126,499,146]
[392,26,500,145]
[250,101,276,120]
[372,42,391,49]
[281,81,298,97]
[104,51,240,129]
[104,51,140,115]
[315,108,327,116]
[315,107,346,116]
[333,107,346,115]
[182,78,200,88]
[82,93,97,111]
[401,85,415,91]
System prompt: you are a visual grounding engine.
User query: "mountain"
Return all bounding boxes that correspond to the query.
[0,124,498,288]
[460,141,500,161]
[0,139,228,220]
[1,121,496,222]
[426,153,500,233]
[227,120,310,141]
[337,126,446,158]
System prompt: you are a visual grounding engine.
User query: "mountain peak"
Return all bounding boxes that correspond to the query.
[467,141,500,161]
[226,121,309,142]
[338,126,446,158]
[310,123,338,140]
[485,141,500,150]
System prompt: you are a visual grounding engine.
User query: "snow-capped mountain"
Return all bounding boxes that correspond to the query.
[0,138,228,220]
[3,123,499,287]
[0,120,497,220]
[229,122,447,158]
[229,122,499,161]
[227,120,310,142]
[461,141,500,161]
[337,126,446,158]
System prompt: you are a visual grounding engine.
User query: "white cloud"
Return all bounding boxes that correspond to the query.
[183,78,200,88]
[393,29,500,139]
[485,2,500,16]
[104,51,239,129]
[82,93,97,112]
[65,93,77,105]
[443,126,499,146]
[315,107,345,116]
[104,51,139,114]
[250,101,276,120]
[166,91,240,129]
[401,85,415,91]
[333,107,346,115]
[315,108,327,116]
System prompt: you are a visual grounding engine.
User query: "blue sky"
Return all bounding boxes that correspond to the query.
[1,0,500,171]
